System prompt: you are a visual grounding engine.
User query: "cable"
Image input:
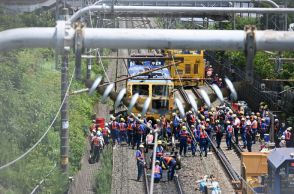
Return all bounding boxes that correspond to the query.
[0,67,75,171]
[88,4,110,83]
[30,163,57,194]
[97,49,110,82]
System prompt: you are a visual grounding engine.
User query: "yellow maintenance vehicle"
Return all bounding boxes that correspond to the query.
[165,49,206,87]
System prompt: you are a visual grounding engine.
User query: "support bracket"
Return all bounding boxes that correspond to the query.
[244,25,256,83]
[74,22,84,80]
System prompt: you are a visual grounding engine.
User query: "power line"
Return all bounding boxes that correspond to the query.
[0,68,76,171]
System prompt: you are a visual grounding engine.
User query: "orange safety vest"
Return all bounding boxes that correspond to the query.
[102,128,108,135]
[190,115,196,123]
[180,130,188,137]
[200,132,207,139]
[252,120,258,129]
[127,123,133,130]
[112,121,118,130]
[154,166,161,174]
[227,126,233,133]
[164,157,173,165]
[92,136,100,145]
[119,123,126,131]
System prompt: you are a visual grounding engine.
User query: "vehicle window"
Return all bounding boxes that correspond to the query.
[194,63,199,74]
[152,85,168,96]
[185,64,191,74]
[132,85,149,96]
[152,100,169,110]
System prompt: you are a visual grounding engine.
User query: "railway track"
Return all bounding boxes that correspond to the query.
[127,17,185,194]
[144,150,184,194]
[177,84,242,192]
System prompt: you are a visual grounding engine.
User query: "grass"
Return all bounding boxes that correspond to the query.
[94,146,113,194]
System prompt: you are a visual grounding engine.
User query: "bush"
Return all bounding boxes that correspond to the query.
[94,146,113,194]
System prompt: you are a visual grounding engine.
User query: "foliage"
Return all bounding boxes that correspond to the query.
[94,146,113,194]
[224,50,294,80]
[0,10,102,194]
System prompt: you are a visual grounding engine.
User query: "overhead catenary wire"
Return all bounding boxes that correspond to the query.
[0,68,76,171]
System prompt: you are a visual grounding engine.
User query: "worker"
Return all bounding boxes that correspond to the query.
[91,132,102,163]
[166,121,172,138]
[190,125,197,156]
[136,120,146,149]
[154,160,163,183]
[156,140,164,162]
[226,120,233,150]
[172,113,180,139]
[136,144,146,181]
[232,114,240,144]
[97,129,105,148]
[89,120,96,132]
[214,120,223,148]
[260,118,267,141]
[102,123,110,146]
[127,116,135,147]
[179,126,189,157]
[199,125,209,157]
[110,116,119,147]
[205,118,213,152]
[187,110,196,126]
[264,113,271,131]
[251,116,258,144]
[119,118,128,144]
[240,117,247,148]
[284,127,292,147]
[246,124,253,152]
[245,115,251,126]
[163,156,177,181]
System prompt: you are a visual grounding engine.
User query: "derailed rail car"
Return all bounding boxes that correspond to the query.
[166,49,206,87]
[127,53,174,120]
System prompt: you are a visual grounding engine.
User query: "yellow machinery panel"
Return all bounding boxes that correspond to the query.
[167,50,205,87]
[241,152,269,193]
[241,152,268,178]
[127,80,174,120]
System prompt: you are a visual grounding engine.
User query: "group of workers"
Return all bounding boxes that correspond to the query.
[88,101,292,186]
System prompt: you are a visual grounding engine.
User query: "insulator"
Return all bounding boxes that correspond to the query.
[89,76,102,95]
[224,77,237,101]
[175,98,185,118]
[141,96,151,117]
[187,94,198,114]
[211,84,224,102]
[101,83,114,103]
[128,93,139,115]
[114,88,126,109]
[199,89,211,107]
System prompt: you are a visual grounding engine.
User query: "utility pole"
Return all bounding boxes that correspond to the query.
[86,48,92,79]
[60,7,70,173]
[60,49,69,173]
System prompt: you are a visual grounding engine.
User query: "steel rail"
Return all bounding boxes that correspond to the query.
[210,139,242,191]
[178,87,190,104]
[231,138,244,157]
[69,5,293,22]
